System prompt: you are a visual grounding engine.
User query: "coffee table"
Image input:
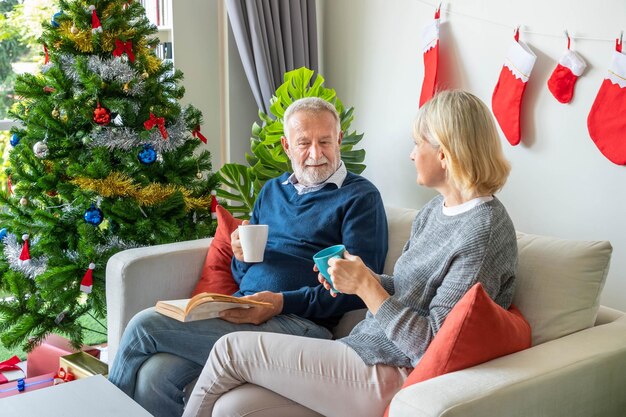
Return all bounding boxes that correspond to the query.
[0,375,153,416]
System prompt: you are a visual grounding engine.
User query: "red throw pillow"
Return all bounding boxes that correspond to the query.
[191,205,242,297]
[383,283,531,417]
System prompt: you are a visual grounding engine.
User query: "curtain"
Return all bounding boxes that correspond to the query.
[226,0,318,114]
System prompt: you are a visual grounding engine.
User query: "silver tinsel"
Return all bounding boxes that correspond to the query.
[88,114,189,153]
[96,236,140,253]
[2,234,49,279]
[59,54,145,96]
[64,237,138,264]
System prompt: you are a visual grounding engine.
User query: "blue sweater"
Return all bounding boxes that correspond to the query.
[231,172,388,328]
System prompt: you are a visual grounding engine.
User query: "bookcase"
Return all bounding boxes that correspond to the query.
[140,0,173,61]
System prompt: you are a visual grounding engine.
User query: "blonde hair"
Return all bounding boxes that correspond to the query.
[413,90,511,198]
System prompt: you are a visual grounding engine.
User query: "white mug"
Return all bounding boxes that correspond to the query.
[238,224,269,262]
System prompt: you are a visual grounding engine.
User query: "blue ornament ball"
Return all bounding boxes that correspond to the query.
[84,204,104,226]
[0,228,7,241]
[138,144,157,165]
[10,133,20,146]
[51,11,63,28]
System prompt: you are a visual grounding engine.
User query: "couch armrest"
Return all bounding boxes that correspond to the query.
[106,238,212,363]
[389,316,626,417]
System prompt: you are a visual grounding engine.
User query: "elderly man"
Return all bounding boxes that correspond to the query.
[108,97,388,417]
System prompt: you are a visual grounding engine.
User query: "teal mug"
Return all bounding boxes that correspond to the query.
[313,244,345,293]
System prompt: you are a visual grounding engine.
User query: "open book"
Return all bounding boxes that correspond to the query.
[155,293,273,322]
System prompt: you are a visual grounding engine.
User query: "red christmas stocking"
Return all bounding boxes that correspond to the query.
[587,38,626,165]
[548,49,586,104]
[419,8,440,107]
[492,30,537,146]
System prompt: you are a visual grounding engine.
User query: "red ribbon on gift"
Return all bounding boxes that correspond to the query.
[0,356,21,384]
[192,126,207,144]
[144,113,168,139]
[113,39,135,62]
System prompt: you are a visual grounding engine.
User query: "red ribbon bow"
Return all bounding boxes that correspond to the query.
[192,126,207,144]
[113,39,135,62]
[144,113,168,140]
[43,44,49,65]
[0,356,21,384]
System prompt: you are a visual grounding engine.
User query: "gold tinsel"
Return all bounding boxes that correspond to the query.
[60,21,93,53]
[141,50,161,74]
[71,172,211,211]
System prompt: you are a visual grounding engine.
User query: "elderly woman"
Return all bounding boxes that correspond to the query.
[182,90,518,417]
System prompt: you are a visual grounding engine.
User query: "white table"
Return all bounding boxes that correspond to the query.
[0,375,153,416]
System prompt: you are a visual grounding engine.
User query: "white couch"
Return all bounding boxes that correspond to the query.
[106,206,626,416]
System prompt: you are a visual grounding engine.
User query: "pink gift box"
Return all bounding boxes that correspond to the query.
[0,372,56,398]
[26,334,101,378]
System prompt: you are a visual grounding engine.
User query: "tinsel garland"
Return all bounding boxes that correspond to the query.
[71,172,212,210]
[57,54,145,97]
[3,234,48,279]
[64,236,138,263]
[88,114,188,152]
[59,21,94,53]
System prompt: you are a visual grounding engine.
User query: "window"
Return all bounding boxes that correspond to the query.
[1,0,56,189]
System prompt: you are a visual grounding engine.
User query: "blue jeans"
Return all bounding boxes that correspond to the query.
[108,308,333,417]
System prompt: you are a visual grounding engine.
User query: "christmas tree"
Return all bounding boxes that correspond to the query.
[0,0,218,351]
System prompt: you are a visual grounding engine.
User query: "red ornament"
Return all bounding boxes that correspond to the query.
[210,190,218,219]
[43,86,56,93]
[54,367,75,384]
[18,234,30,267]
[43,44,50,65]
[90,5,102,34]
[80,263,95,294]
[93,104,111,125]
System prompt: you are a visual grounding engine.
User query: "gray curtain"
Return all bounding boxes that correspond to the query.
[226,0,318,113]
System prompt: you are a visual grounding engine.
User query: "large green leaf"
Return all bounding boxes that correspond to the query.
[217,67,367,216]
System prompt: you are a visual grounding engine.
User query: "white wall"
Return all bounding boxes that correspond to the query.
[171,0,222,166]
[321,0,626,311]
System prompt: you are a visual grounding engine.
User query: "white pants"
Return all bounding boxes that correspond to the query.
[182,332,411,417]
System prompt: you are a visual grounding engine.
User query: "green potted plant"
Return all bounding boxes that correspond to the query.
[216,67,366,217]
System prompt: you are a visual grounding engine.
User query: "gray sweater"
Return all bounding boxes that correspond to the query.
[340,195,518,368]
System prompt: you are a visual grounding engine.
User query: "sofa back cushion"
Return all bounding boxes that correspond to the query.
[383,206,418,275]
[514,232,612,345]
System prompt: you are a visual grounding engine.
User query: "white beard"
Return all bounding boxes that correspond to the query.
[292,156,338,186]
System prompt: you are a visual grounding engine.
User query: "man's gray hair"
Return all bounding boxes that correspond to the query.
[283,97,341,137]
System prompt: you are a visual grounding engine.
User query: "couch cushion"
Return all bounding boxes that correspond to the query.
[383,206,418,275]
[514,232,612,345]
[192,205,241,296]
[383,282,531,417]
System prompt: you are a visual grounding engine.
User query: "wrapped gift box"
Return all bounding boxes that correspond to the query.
[26,334,101,378]
[60,352,108,380]
[0,372,56,399]
[0,356,26,384]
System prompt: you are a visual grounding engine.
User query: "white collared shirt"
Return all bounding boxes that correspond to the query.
[282,161,347,195]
